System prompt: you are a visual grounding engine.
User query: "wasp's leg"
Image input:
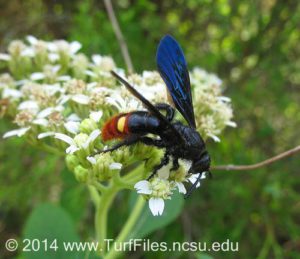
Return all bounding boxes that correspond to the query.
[155,103,175,121]
[95,136,165,155]
[139,136,165,148]
[147,152,170,180]
[170,157,179,171]
[184,172,204,199]
[95,136,140,154]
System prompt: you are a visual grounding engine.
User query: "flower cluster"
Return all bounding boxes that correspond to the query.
[0,36,235,215]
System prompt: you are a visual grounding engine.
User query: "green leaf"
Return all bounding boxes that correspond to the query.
[196,253,214,259]
[22,203,84,259]
[128,191,184,239]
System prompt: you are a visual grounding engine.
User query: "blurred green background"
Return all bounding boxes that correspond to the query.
[0,0,299,258]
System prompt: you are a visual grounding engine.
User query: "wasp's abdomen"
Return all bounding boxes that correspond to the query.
[102,113,131,141]
[102,111,162,141]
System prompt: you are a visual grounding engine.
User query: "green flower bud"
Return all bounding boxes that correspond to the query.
[93,153,114,181]
[65,154,79,171]
[79,118,98,134]
[144,149,163,171]
[74,165,89,183]
[74,133,89,146]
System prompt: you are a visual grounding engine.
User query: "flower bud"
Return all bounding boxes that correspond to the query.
[65,154,79,171]
[74,165,89,183]
[79,118,98,134]
[74,133,89,146]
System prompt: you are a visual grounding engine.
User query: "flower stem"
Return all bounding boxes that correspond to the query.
[95,185,119,255]
[104,196,145,259]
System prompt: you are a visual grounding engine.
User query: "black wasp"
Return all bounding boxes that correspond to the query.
[101,35,211,197]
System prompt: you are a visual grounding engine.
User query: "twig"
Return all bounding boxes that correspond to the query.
[104,0,134,73]
[211,145,300,171]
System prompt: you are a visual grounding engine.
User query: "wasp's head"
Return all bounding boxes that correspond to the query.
[189,150,211,175]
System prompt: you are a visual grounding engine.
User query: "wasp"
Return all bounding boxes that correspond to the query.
[101,35,211,197]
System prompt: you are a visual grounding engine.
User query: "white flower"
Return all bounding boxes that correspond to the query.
[54,129,101,154]
[92,55,115,71]
[2,88,22,99]
[48,40,81,56]
[106,92,140,112]
[134,180,165,216]
[134,175,173,216]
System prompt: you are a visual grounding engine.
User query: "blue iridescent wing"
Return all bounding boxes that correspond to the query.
[156,35,196,128]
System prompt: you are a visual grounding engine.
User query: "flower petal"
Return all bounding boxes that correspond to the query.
[188,173,206,188]
[134,180,152,195]
[54,133,75,146]
[64,121,80,134]
[176,182,187,194]
[38,132,55,139]
[70,41,82,54]
[48,53,59,62]
[32,118,49,127]
[85,70,97,77]
[226,121,237,128]
[92,54,102,65]
[0,53,11,61]
[57,75,71,81]
[71,94,90,105]
[109,162,122,170]
[67,113,81,122]
[207,133,221,142]
[87,156,97,164]
[18,100,39,111]
[82,129,100,148]
[66,145,79,154]
[37,107,55,118]
[149,197,165,216]
[179,159,193,172]
[26,35,38,45]
[3,127,30,138]
[157,164,171,180]
[90,111,103,122]
[2,88,22,99]
[30,72,45,81]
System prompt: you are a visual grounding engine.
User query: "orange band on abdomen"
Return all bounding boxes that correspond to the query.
[102,113,130,141]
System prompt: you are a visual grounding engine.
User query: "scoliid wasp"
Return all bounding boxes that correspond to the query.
[100,35,211,197]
